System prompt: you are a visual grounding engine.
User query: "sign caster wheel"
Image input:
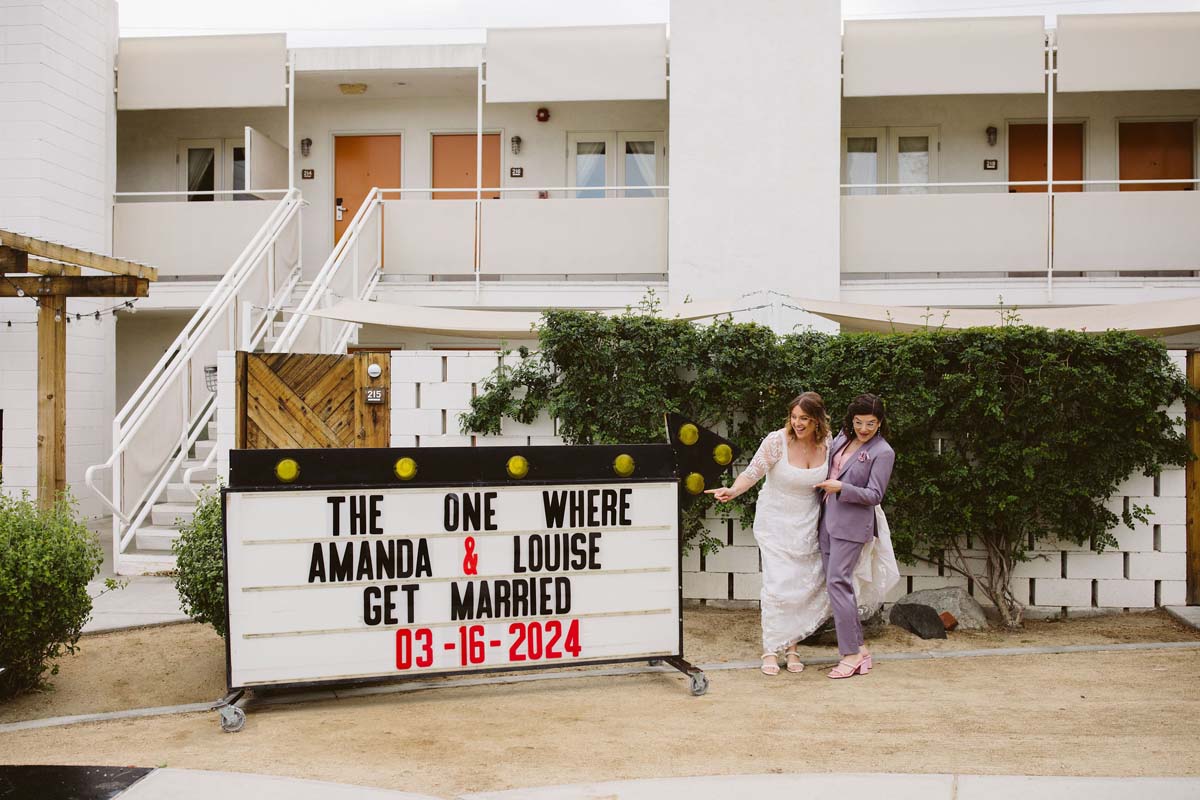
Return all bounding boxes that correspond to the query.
[648,659,662,667]
[219,705,246,733]
[688,673,709,697]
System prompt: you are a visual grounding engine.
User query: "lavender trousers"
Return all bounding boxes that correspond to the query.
[818,522,868,657]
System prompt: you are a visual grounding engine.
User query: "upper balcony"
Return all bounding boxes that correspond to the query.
[111,28,670,295]
[837,12,1200,304]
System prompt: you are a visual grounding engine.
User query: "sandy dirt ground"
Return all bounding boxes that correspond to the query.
[2,609,1198,795]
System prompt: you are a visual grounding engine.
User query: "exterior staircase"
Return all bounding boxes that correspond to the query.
[88,185,383,574]
[133,420,221,553]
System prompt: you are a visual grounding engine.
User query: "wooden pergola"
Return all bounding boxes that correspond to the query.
[0,230,157,508]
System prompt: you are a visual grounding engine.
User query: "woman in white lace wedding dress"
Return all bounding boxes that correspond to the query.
[708,393,899,675]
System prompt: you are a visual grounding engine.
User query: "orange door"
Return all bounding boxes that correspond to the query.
[1008,123,1084,193]
[334,135,402,241]
[1119,121,1195,191]
[432,134,501,200]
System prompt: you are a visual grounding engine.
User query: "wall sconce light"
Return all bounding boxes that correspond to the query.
[536,107,550,123]
[300,137,312,157]
[986,126,998,147]
[510,135,522,155]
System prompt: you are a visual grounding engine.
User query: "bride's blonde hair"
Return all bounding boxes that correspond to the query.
[785,392,830,443]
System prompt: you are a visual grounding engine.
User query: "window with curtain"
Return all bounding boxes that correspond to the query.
[623,140,656,198]
[575,142,607,199]
[844,136,880,196]
[896,135,931,193]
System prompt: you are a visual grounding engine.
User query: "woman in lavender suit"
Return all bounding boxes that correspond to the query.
[816,393,897,679]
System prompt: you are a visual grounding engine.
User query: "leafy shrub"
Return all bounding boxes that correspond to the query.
[0,491,103,699]
[173,487,227,638]
[462,310,1194,627]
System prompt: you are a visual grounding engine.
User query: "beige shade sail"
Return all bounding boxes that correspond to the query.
[307,296,1200,339]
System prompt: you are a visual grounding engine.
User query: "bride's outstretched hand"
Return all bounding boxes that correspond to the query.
[706,487,736,503]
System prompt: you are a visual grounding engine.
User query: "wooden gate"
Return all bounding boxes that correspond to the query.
[236,352,390,449]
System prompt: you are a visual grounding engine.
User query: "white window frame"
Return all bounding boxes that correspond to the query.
[616,131,666,197]
[887,126,940,195]
[177,138,222,201]
[178,137,252,200]
[841,127,887,195]
[567,131,617,198]
[841,126,940,194]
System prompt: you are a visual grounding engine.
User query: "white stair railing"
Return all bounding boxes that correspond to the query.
[274,187,383,354]
[86,188,304,574]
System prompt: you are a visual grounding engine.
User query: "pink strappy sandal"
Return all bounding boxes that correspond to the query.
[828,655,870,679]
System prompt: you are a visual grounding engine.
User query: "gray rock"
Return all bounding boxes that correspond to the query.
[889,603,948,639]
[800,609,886,647]
[893,586,989,630]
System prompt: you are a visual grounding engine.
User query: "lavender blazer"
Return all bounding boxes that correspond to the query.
[818,431,895,544]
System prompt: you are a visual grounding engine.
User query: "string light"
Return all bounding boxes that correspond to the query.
[2,292,140,327]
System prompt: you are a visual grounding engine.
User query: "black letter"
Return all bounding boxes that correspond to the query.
[444,494,460,531]
[329,543,354,582]
[369,494,383,535]
[327,496,345,536]
[587,489,601,528]
[589,532,602,570]
[382,584,399,625]
[484,492,498,530]
[350,495,367,535]
[363,586,382,626]
[542,491,567,528]
[308,543,326,583]
[619,489,632,525]
[415,539,432,578]
[399,584,418,623]
[555,577,572,614]
[513,536,526,573]
[450,582,474,620]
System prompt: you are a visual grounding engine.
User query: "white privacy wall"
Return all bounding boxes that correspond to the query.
[0,0,119,517]
[389,350,1190,613]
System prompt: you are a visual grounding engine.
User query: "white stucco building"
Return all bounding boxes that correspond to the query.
[1,2,1197,605]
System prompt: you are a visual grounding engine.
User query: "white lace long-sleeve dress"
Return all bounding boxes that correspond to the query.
[741,429,901,653]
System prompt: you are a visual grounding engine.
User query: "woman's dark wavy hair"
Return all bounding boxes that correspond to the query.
[841,393,889,439]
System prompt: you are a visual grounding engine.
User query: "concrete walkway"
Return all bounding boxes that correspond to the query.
[5,768,1196,800]
[83,516,190,634]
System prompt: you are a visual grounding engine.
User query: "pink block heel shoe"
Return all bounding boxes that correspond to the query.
[828,656,870,679]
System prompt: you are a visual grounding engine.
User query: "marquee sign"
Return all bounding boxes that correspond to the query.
[223,419,737,697]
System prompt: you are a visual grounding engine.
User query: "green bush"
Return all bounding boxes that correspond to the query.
[173,487,227,638]
[462,310,1194,627]
[0,492,103,699]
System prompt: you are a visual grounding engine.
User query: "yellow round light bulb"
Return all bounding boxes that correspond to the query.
[678,423,700,446]
[394,457,418,481]
[684,472,705,495]
[613,453,636,478]
[506,455,530,479]
[274,458,300,483]
[713,443,733,466]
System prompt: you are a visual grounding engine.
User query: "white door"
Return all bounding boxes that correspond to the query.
[887,126,939,194]
[178,139,222,202]
[841,128,886,195]
[568,132,616,198]
[616,131,665,197]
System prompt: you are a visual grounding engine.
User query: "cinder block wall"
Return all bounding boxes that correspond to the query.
[389,349,1191,617]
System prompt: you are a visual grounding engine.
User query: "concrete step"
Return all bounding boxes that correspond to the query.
[135,525,181,552]
[193,439,215,459]
[177,460,217,483]
[166,482,194,503]
[151,502,196,527]
[166,481,219,503]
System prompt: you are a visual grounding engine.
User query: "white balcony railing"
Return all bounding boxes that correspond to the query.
[840,178,1200,288]
[113,193,287,278]
[274,185,669,353]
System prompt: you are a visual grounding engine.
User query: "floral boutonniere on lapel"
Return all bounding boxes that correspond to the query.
[857,451,871,463]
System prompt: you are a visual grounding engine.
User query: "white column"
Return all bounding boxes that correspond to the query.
[668,0,842,330]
